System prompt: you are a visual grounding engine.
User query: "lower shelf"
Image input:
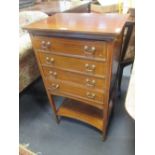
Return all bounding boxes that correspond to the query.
[57,98,104,131]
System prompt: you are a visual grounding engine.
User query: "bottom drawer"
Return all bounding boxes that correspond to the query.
[45,79,105,106]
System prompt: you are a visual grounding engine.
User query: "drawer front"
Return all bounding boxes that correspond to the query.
[39,52,107,77]
[42,66,106,90]
[45,79,105,104]
[32,36,107,60]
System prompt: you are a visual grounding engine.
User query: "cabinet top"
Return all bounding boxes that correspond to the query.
[24,13,128,39]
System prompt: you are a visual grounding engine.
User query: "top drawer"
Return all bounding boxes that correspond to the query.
[31,36,107,60]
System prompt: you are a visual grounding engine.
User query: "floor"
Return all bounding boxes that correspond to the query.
[19,66,135,155]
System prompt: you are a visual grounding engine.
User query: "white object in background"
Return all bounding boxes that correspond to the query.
[97,0,119,6]
[122,0,135,13]
[125,64,135,119]
[97,0,135,14]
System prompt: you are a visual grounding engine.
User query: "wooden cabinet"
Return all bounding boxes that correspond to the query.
[25,13,128,140]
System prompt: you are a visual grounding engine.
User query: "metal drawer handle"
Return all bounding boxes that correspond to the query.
[41,40,46,49]
[51,83,59,90]
[84,45,96,55]
[46,41,51,48]
[85,64,96,72]
[86,78,96,87]
[86,92,96,99]
[49,71,57,78]
[46,57,55,64]
[41,41,51,49]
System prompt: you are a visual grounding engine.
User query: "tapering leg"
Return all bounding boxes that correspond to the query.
[47,92,59,124]
[101,131,106,141]
[102,106,109,141]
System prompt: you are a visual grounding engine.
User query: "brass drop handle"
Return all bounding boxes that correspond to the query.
[84,45,96,55]
[50,57,54,63]
[86,92,96,99]
[41,41,51,49]
[85,64,96,72]
[86,78,96,87]
[46,57,55,64]
[41,40,46,49]
[51,83,59,90]
[49,71,57,78]
[46,41,51,48]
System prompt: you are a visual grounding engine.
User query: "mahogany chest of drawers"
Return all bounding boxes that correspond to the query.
[25,13,128,140]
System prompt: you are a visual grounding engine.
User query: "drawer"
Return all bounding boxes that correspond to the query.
[42,66,106,90]
[45,79,105,104]
[32,36,107,60]
[39,52,107,77]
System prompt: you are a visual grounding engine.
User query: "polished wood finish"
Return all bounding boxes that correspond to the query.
[25,13,127,140]
[42,66,106,90]
[20,1,90,15]
[57,98,104,130]
[25,13,128,39]
[46,79,105,103]
[38,52,107,76]
[32,36,107,60]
